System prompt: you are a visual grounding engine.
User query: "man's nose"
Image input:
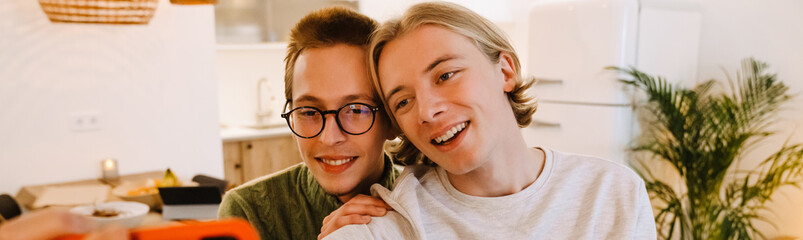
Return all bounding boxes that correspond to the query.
[416,89,446,125]
[318,115,347,145]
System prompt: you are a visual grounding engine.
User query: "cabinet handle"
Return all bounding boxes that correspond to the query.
[246,144,252,149]
[234,163,242,169]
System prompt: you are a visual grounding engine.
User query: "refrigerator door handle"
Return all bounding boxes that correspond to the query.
[534,78,563,85]
[531,119,561,128]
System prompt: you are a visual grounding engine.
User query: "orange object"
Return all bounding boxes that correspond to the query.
[56,219,258,240]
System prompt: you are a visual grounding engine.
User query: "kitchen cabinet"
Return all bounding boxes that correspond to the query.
[214,0,358,44]
[222,135,302,187]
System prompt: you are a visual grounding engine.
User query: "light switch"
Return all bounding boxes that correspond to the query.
[70,111,102,132]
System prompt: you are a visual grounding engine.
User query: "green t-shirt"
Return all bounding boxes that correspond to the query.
[218,156,400,240]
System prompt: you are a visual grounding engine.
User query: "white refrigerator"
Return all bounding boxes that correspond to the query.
[521,0,702,164]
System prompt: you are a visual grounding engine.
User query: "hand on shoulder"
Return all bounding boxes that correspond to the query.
[317,194,392,240]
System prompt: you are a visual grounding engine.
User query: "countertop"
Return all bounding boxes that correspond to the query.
[220,125,293,142]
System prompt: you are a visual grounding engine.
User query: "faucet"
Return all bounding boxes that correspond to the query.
[255,77,273,128]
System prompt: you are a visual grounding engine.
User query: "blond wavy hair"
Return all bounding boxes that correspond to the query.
[368,2,538,166]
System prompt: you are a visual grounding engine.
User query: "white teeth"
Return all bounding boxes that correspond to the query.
[434,122,467,144]
[322,158,353,166]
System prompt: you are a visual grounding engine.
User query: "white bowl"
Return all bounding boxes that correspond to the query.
[70,201,149,229]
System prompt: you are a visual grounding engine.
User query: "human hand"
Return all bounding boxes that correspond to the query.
[0,208,128,240]
[317,194,392,240]
[83,224,128,240]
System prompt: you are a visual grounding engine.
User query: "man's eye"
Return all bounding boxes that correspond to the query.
[300,110,317,116]
[438,72,454,82]
[395,99,409,110]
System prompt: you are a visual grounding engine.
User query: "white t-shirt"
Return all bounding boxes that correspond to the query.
[326,148,657,240]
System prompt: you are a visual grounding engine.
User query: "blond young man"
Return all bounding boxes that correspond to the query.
[325,2,656,239]
[218,7,400,239]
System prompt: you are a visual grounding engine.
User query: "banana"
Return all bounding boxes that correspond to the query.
[159,168,181,187]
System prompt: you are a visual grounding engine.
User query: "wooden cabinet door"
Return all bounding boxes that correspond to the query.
[241,136,303,183]
[222,141,244,186]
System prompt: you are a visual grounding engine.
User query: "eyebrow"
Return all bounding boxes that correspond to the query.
[424,54,458,74]
[293,94,376,107]
[385,85,405,103]
[343,94,377,103]
[293,95,321,105]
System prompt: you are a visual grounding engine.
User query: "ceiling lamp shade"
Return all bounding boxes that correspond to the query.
[38,0,158,24]
[170,0,217,5]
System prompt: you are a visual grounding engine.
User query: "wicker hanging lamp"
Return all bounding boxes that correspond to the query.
[38,0,159,24]
[170,0,217,5]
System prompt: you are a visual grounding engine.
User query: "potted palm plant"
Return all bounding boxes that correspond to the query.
[609,58,803,239]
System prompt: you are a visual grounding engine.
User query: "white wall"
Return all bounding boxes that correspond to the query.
[0,1,223,195]
[693,0,803,238]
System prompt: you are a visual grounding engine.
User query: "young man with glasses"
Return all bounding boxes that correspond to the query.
[218,7,400,240]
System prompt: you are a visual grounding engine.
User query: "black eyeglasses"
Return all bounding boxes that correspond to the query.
[281,102,380,138]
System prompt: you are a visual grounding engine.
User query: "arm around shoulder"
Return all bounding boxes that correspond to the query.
[323,211,416,240]
[323,224,375,240]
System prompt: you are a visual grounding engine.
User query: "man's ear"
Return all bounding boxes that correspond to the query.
[499,52,517,93]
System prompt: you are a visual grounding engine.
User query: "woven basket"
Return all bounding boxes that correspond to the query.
[170,0,217,4]
[38,0,159,24]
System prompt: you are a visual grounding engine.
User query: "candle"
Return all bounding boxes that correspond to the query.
[101,158,119,180]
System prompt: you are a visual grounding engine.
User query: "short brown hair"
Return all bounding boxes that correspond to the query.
[369,2,538,166]
[284,7,378,106]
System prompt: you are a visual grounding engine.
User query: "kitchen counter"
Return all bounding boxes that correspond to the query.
[220,126,293,142]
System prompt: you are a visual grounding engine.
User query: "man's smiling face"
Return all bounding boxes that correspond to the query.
[290,44,392,200]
